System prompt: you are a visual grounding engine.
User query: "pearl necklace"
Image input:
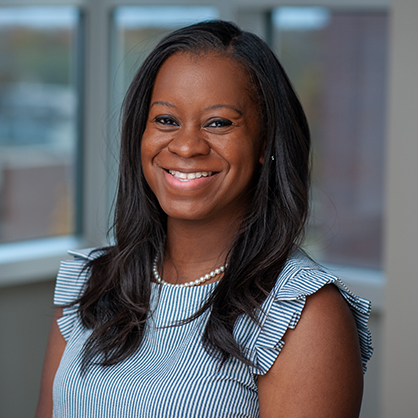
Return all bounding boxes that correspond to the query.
[152,256,227,287]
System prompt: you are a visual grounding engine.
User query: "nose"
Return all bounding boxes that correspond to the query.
[167,127,210,158]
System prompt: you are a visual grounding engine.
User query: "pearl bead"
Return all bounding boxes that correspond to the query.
[152,256,228,287]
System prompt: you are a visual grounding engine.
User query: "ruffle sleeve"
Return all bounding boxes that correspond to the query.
[54,248,105,341]
[234,251,373,375]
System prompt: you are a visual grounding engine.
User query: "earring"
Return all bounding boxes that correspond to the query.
[271,155,275,161]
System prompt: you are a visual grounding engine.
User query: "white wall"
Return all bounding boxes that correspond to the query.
[0,280,56,418]
[382,0,418,415]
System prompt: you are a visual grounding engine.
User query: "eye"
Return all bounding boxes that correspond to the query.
[154,116,179,126]
[205,118,233,128]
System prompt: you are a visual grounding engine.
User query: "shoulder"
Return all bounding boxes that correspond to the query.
[271,250,372,348]
[234,249,373,376]
[272,248,340,297]
[68,247,107,261]
[282,283,360,351]
[54,247,106,306]
[258,283,364,417]
[53,247,108,341]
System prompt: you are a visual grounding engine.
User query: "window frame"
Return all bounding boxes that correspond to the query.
[0,0,387,314]
[0,2,88,285]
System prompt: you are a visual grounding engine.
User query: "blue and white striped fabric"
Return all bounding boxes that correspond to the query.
[53,248,373,418]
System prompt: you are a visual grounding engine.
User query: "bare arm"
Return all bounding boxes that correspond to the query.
[35,307,66,418]
[258,285,363,418]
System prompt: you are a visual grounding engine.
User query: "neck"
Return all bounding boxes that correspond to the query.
[162,216,241,285]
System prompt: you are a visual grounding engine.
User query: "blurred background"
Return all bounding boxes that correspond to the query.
[0,0,416,416]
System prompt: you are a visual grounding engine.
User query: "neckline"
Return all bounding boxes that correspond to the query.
[151,280,219,290]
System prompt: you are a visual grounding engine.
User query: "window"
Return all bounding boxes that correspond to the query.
[272,8,387,269]
[0,7,80,243]
[0,1,387,284]
[112,6,218,102]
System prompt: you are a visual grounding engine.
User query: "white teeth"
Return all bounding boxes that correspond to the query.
[168,170,213,181]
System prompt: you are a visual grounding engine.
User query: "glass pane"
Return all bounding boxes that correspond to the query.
[272,8,388,269]
[113,6,219,99]
[0,7,80,243]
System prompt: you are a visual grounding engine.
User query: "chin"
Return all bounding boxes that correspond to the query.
[165,211,212,222]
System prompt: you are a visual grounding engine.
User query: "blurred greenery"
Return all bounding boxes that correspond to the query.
[0,28,72,85]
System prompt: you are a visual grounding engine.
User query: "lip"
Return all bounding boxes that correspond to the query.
[162,167,218,191]
[168,169,213,181]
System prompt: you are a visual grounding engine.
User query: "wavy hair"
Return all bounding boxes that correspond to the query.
[76,20,311,372]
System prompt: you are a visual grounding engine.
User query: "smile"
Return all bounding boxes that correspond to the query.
[168,170,213,181]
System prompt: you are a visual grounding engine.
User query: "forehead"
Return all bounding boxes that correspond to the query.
[150,52,257,107]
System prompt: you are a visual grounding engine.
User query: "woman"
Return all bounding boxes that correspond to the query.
[36,20,372,417]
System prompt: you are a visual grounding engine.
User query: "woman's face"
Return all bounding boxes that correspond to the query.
[141,52,264,224]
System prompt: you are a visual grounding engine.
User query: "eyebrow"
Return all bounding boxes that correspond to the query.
[150,101,176,109]
[204,104,243,115]
[150,101,243,116]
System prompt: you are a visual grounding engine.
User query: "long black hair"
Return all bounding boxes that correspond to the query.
[76,20,311,371]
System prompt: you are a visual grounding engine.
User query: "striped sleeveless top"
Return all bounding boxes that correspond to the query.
[53,248,373,418]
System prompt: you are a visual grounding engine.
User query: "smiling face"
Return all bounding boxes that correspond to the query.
[141,52,264,225]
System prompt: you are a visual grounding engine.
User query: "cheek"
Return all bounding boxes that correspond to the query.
[230,139,263,169]
[140,128,158,165]
[225,150,260,193]
[238,143,263,184]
